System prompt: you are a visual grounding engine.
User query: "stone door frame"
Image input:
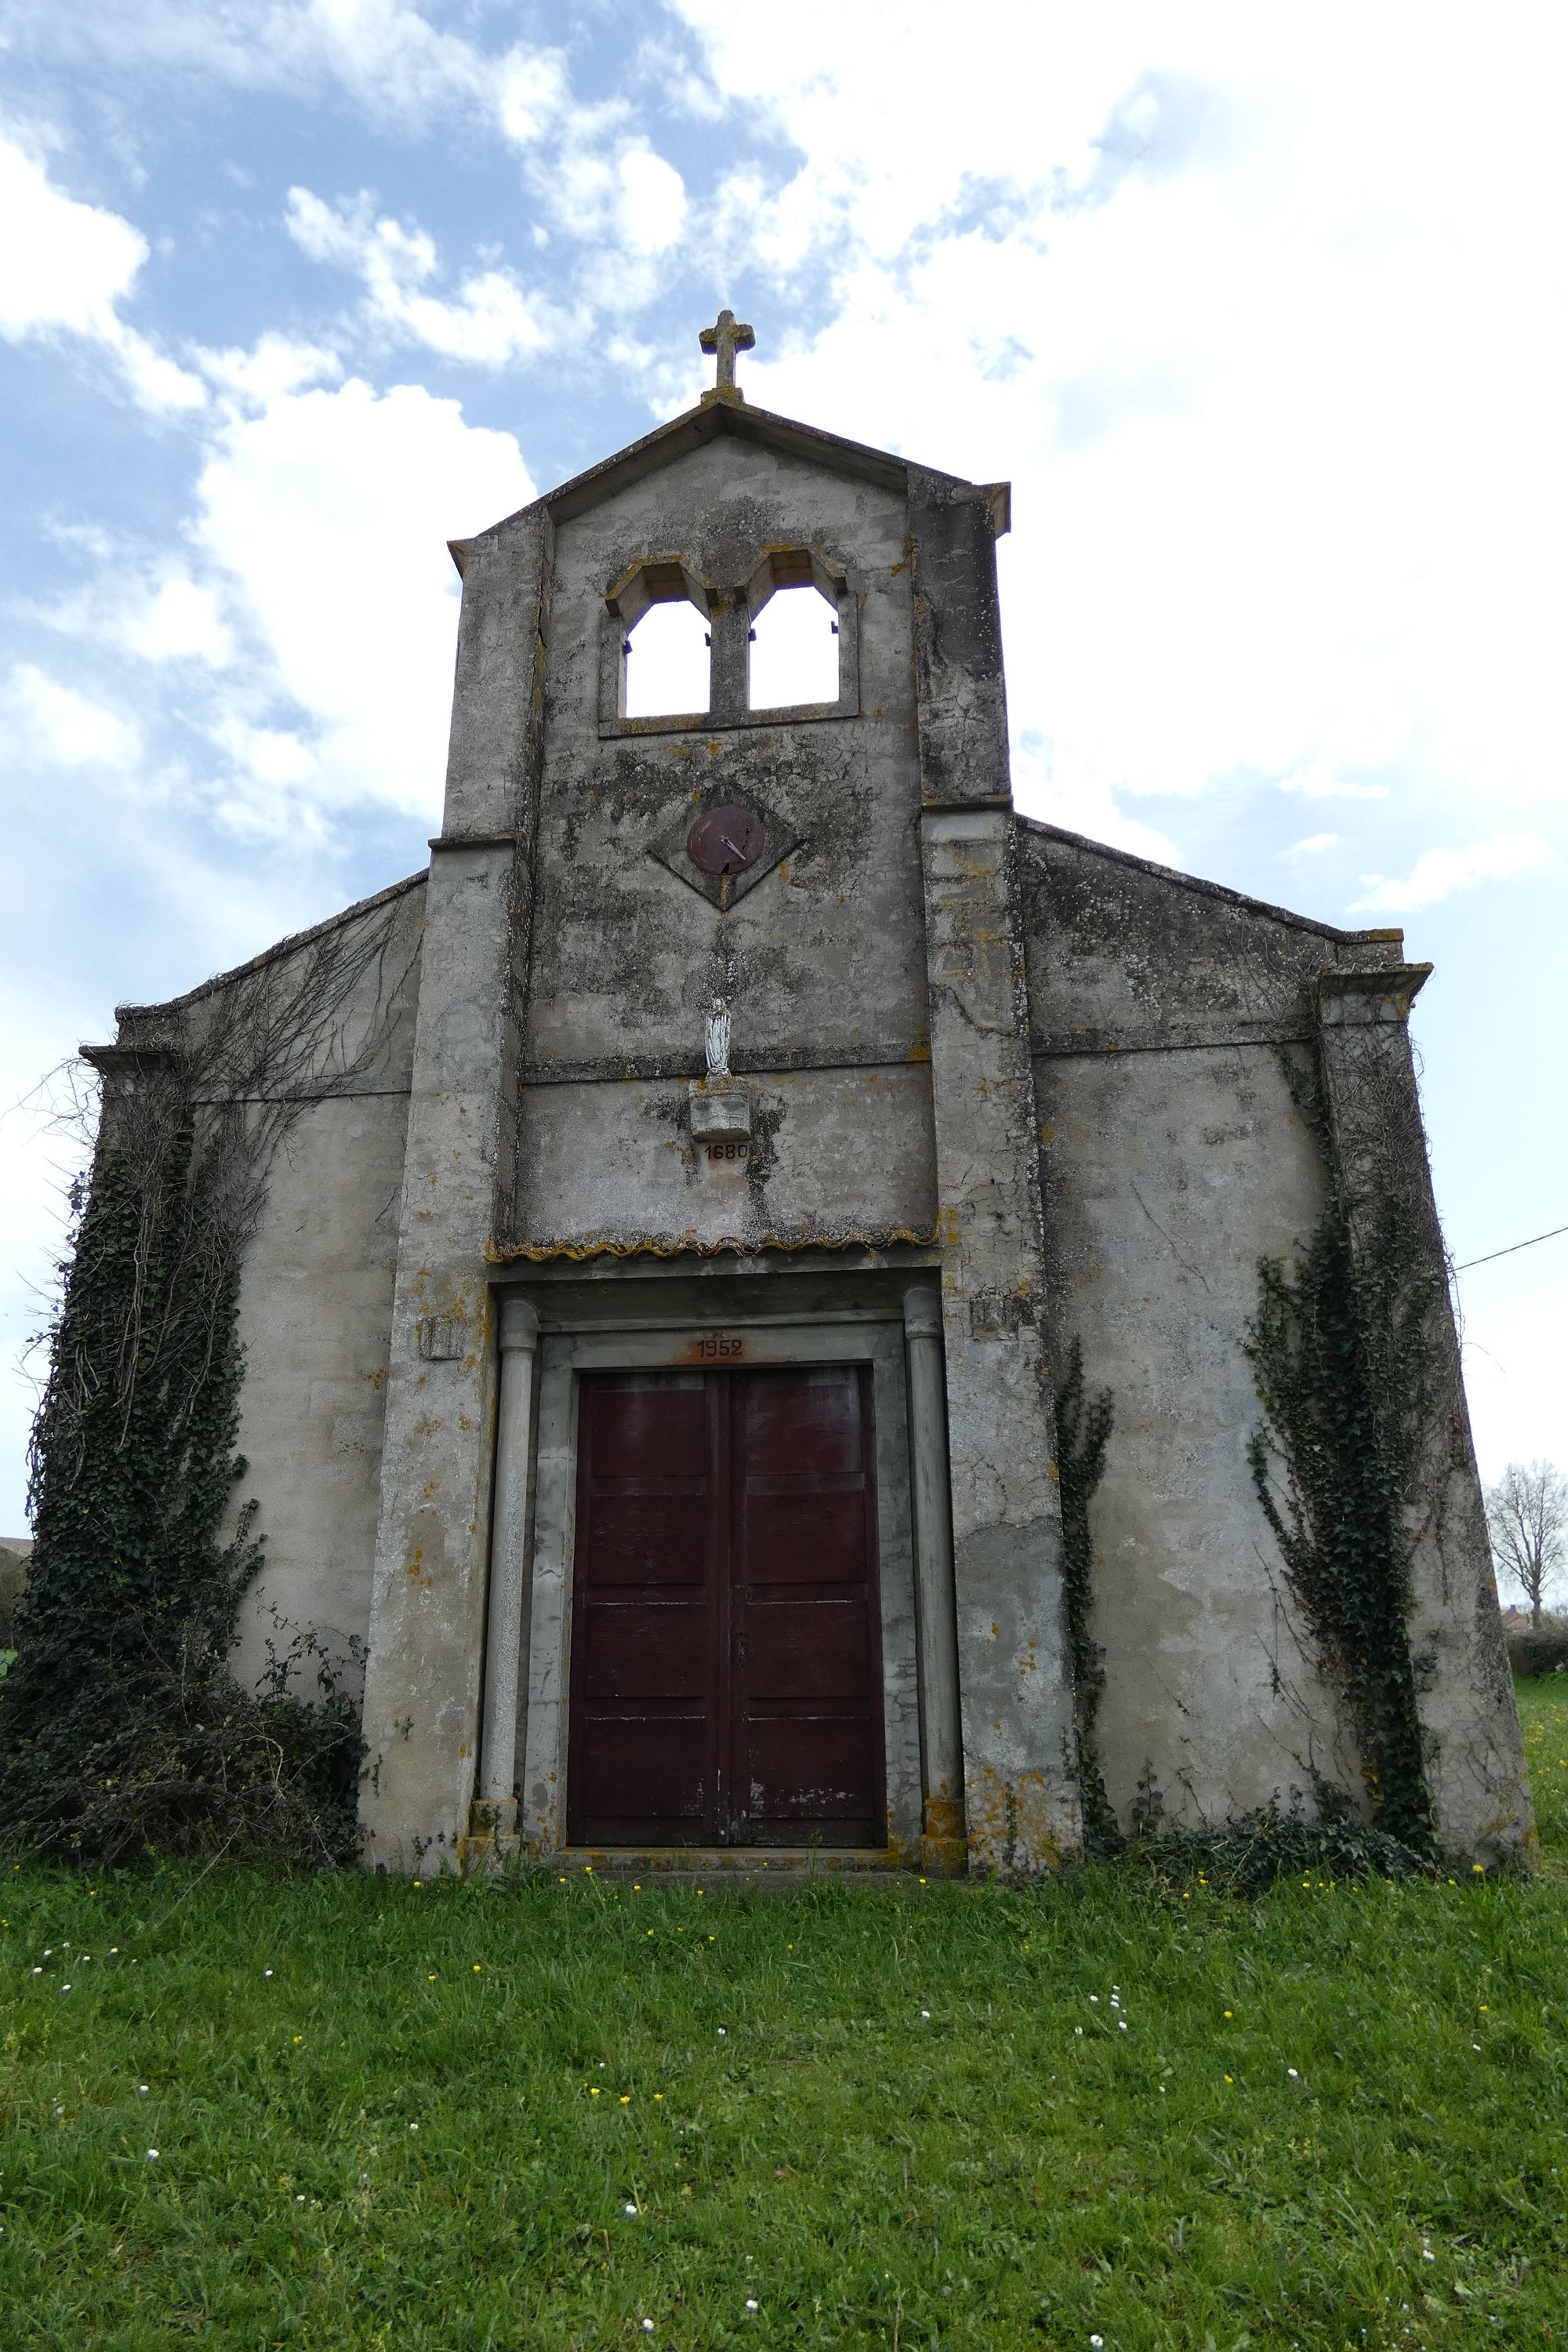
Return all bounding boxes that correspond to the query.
[511,1311,923,1858]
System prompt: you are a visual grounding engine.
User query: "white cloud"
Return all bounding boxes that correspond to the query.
[1277,768,1388,802]
[0,127,205,412]
[42,564,235,669]
[615,147,688,256]
[668,4,1568,860]
[1286,833,1340,857]
[1011,733,1177,866]
[194,332,343,406]
[285,189,557,366]
[12,0,510,125]
[496,47,573,147]
[5,665,141,767]
[188,373,535,827]
[1352,837,1552,914]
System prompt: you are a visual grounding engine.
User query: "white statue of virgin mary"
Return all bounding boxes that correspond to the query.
[704,997,732,1080]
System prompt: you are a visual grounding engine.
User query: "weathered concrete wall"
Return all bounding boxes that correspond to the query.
[515,1067,935,1249]
[1316,967,1532,1864]
[1018,818,1407,1049]
[106,876,427,1704]
[1020,821,1529,1846]
[514,433,935,1249]
[909,468,1081,1874]
[358,503,552,1871]
[1023,823,1385,1825]
[228,1091,411,1698]
[1038,1036,1351,1824]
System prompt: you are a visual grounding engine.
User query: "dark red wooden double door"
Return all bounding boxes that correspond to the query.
[568,1366,885,1847]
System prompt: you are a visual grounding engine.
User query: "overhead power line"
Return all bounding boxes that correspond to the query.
[1454,1222,1568,1274]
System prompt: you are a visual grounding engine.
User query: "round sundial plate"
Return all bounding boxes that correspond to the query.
[687,803,764,876]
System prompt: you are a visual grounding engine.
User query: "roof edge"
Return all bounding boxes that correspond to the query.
[1017,814,1406,950]
[460,397,975,549]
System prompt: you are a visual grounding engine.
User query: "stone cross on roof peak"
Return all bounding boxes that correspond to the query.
[699,308,754,404]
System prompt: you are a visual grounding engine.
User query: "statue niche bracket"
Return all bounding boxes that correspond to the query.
[689,996,752,1152]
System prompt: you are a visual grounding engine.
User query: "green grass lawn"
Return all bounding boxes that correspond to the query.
[3,1692,1566,2350]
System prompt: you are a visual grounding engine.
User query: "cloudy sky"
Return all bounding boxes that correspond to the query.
[2,1,1564,1548]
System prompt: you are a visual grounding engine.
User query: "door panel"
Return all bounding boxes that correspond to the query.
[575,1714,709,1827]
[568,1372,721,1844]
[742,1486,868,1583]
[566,1364,884,1847]
[742,1598,874,1699]
[743,1717,880,1824]
[584,1491,710,1583]
[731,1368,883,1846]
[579,1600,710,1697]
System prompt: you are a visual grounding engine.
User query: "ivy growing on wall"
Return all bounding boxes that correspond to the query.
[0,900,411,1867]
[1054,1339,1120,1854]
[1246,1129,1441,1854]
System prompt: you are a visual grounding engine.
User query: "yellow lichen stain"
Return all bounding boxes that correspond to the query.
[989,1621,1000,1639]
[365,1368,387,1392]
[670,744,691,760]
[706,740,723,757]
[778,861,789,884]
[906,1040,931,1062]
[882,1812,922,1871]
[1047,1460,1060,1480]
[963,1764,1069,1873]
[458,1415,473,1431]
[421,1482,437,1501]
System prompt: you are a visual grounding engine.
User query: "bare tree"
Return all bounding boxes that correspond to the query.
[1485,1461,1568,1631]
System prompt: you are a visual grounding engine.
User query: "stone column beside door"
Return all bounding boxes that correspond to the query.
[902,1287,965,1871]
[470,1294,541,1853]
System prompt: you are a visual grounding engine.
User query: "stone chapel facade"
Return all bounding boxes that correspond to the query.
[85,328,1531,1875]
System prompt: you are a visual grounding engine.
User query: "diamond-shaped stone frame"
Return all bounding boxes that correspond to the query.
[648,786,802,909]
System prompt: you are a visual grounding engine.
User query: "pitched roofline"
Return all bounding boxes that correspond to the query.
[451,397,974,564]
[1017,813,1406,951]
[108,868,428,1025]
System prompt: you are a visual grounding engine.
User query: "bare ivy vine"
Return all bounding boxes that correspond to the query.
[0,893,416,1867]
